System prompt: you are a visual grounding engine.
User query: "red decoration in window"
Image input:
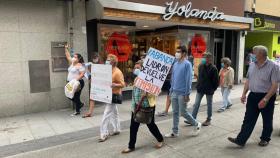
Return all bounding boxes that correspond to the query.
[190,34,207,58]
[105,32,132,62]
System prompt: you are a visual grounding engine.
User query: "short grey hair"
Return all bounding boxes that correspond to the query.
[253,45,268,56]
[221,57,232,66]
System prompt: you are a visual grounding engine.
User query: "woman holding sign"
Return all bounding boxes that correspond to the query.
[121,60,164,154]
[99,54,125,142]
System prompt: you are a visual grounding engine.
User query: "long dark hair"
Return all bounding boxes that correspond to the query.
[75,53,84,63]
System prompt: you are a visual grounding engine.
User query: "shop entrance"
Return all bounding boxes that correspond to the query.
[214,38,224,70]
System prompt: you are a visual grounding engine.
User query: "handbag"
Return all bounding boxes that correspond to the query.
[133,95,154,124]
[65,79,80,99]
[112,94,122,104]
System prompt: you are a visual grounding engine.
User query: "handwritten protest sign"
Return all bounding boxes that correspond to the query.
[135,48,175,96]
[90,64,112,104]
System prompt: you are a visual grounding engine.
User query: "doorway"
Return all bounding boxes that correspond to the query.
[214,38,224,71]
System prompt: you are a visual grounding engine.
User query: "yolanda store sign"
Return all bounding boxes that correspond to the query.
[163,1,225,21]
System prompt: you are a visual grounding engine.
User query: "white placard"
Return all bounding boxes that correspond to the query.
[135,47,175,96]
[90,64,112,104]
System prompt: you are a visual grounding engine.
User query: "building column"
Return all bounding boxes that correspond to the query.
[72,0,89,106]
[236,31,245,84]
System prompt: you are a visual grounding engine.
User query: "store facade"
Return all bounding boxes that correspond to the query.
[244,14,280,63]
[86,0,254,92]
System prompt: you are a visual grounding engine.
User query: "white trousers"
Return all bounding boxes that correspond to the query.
[100,103,121,137]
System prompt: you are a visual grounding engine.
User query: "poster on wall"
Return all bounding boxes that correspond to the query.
[105,32,132,62]
[134,47,175,96]
[188,34,207,78]
[90,64,112,104]
[190,34,206,58]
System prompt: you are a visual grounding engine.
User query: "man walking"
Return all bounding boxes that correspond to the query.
[165,46,201,138]
[185,53,219,126]
[228,45,279,147]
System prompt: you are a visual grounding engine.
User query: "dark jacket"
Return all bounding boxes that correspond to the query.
[196,63,219,95]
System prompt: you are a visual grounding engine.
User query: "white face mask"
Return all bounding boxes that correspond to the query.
[92,58,98,63]
[175,52,182,59]
[71,57,77,63]
[105,60,111,65]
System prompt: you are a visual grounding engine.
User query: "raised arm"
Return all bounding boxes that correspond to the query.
[64,44,72,65]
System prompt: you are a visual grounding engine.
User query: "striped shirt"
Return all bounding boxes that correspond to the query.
[247,59,280,93]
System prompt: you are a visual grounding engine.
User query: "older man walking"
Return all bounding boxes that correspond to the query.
[228,45,280,147]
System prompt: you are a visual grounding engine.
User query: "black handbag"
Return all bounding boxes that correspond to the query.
[133,96,154,124]
[112,94,122,104]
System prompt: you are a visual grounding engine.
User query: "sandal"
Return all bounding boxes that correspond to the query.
[121,148,135,154]
[82,113,92,118]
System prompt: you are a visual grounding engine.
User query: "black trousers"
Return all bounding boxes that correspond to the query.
[236,92,276,145]
[71,79,84,113]
[128,110,164,149]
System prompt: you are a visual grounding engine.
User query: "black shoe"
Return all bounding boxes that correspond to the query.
[228,137,245,147]
[258,140,269,147]
[71,112,80,116]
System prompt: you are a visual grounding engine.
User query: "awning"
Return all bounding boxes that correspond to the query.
[87,0,254,30]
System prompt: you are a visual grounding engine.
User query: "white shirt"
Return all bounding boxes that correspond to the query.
[67,63,85,81]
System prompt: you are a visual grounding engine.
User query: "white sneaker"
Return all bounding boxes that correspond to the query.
[164,133,178,138]
[192,122,201,136]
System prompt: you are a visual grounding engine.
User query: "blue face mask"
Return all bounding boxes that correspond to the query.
[221,63,224,68]
[251,54,257,62]
[201,58,207,64]
[133,69,140,76]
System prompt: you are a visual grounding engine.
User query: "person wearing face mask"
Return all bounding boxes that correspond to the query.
[121,60,164,154]
[65,44,86,116]
[185,53,219,126]
[228,45,279,147]
[99,54,125,142]
[217,57,235,112]
[165,46,201,138]
[82,55,100,118]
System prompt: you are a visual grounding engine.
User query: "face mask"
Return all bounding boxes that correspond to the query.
[92,59,98,63]
[175,52,182,59]
[105,60,111,65]
[251,54,257,62]
[71,57,77,63]
[201,58,207,64]
[133,69,140,76]
[221,63,224,68]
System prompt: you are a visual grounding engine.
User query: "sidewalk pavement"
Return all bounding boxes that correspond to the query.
[2,85,280,158]
[0,85,244,147]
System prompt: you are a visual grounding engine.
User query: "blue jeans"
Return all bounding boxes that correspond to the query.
[192,92,213,121]
[171,92,198,134]
[221,87,232,110]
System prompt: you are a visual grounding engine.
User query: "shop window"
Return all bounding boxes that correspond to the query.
[178,30,210,79]
[99,24,136,88]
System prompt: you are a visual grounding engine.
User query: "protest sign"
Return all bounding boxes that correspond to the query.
[135,47,175,96]
[90,64,112,104]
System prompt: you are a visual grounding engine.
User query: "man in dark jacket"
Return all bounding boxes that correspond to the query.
[185,53,219,126]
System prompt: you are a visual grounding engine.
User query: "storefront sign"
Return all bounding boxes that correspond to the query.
[105,32,132,62]
[90,64,112,104]
[163,1,225,21]
[253,15,280,31]
[254,17,265,28]
[134,48,175,96]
